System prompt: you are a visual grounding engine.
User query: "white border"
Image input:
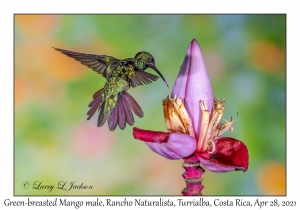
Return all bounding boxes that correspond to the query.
[2,0,299,209]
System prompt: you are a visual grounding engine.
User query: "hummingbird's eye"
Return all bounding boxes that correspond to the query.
[151,58,154,63]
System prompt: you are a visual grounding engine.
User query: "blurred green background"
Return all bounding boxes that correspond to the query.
[14,14,286,195]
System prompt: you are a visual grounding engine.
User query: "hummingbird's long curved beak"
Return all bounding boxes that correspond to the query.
[148,64,169,88]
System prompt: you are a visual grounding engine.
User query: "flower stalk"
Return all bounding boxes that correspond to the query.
[182,156,205,196]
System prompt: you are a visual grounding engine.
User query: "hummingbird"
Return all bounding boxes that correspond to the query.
[54,47,169,131]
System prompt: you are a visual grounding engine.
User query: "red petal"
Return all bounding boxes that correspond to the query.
[133,127,169,143]
[195,137,249,172]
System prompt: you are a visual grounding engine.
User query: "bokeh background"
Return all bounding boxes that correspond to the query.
[14,14,286,195]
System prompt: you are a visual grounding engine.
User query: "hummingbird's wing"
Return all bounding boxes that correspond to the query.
[130,70,159,88]
[87,89,104,120]
[53,47,112,78]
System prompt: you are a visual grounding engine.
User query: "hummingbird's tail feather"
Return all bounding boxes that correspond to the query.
[107,92,136,131]
[92,88,104,99]
[117,100,126,130]
[87,88,104,120]
[97,102,109,127]
[122,91,144,118]
[121,94,135,126]
[107,104,118,131]
[88,89,143,131]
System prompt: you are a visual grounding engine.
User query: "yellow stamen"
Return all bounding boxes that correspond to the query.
[163,98,173,132]
[197,98,236,154]
[163,96,236,154]
[162,95,194,136]
[197,100,210,152]
[174,97,195,136]
[207,140,216,154]
[217,118,235,136]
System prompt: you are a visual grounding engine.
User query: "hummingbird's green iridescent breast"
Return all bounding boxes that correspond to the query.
[102,60,137,103]
[100,60,137,115]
